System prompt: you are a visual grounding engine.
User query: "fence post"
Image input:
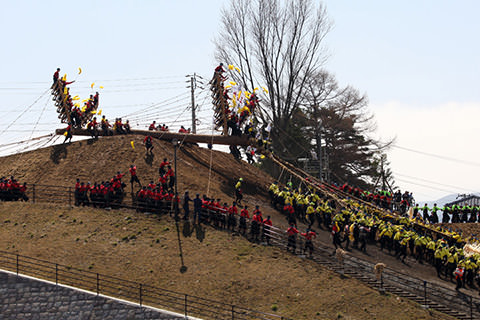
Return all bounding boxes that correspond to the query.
[55,263,58,285]
[96,273,99,296]
[139,284,143,306]
[68,187,72,207]
[16,254,19,275]
[32,184,36,203]
[231,305,235,320]
[184,294,188,318]
[423,281,427,307]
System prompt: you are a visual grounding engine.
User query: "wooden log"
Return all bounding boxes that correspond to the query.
[55,128,251,146]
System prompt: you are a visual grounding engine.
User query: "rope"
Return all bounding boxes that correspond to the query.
[206,120,215,198]
[0,88,50,136]
[0,134,54,149]
[277,167,285,182]
[28,94,51,141]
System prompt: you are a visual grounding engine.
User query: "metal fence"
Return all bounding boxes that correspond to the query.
[0,250,288,320]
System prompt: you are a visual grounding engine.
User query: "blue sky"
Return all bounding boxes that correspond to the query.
[1,0,479,201]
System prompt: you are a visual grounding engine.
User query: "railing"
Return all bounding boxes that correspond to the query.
[9,183,480,319]
[0,250,288,320]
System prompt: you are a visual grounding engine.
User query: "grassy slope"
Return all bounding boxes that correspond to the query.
[0,202,453,320]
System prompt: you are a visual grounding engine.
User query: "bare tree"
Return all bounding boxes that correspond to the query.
[215,0,332,133]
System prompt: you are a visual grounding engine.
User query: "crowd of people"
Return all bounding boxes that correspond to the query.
[0,176,28,202]
[74,172,127,208]
[180,190,274,244]
[270,180,480,290]
[338,182,480,225]
[52,68,99,128]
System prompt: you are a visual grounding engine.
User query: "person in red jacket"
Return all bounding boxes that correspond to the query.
[159,158,170,176]
[262,215,273,245]
[301,229,317,258]
[239,205,249,235]
[53,68,60,85]
[148,121,157,131]
[129,165,141,191]
[227,202,238,231]
[143,135,153,153]
[251,205,262,241]
[63,123,73,144]
[286,224,299,253]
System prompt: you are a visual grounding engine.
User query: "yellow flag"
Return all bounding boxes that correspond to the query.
[228,64,234,70]
[99,86,104,89]
[62,74,67,81]
[235,67,241,73]
[97,109,102,115]
[74,103,80,108]
[130,141,135,150]
[81,106,86,112]
[229,81,237,86]
[72,95,79,100]
[90,83,95,89]
[262,86,269,94]
[78,67,82,74]
[254,87,259,91]
[90,110,97,114]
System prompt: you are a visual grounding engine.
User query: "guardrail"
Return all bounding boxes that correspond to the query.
[0,250,288,320]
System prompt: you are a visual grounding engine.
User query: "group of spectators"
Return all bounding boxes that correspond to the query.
[182,191,273,243]
[337,183,415,214]
[270,180,480,291]
[52,68,99,128]
[86,116,131,139]
[0,176,28,202]
[74,172,127,208]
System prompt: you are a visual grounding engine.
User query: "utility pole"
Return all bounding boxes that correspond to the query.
[186,73,204,134]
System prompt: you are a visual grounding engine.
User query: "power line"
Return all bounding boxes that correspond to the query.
[395,177,457,194]
[394,172,478,193]
[392,145,480,167]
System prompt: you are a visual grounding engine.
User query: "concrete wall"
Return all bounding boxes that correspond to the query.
[0,270,187,319]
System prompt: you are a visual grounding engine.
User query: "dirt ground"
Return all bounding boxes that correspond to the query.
[0,202,455,320]
[0,136,465,319]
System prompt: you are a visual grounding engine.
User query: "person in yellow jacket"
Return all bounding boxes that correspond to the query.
[305,202,315,228]
[434,246,444,277]
[398,236,409,263]
[426,239,436,264]
[464,257,477,286]
[446,248,458,281]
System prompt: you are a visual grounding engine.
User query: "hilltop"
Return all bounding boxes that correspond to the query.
[0,135,273,202]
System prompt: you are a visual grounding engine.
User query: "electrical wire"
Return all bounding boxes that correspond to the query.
[392,145,480,168]
[0,88,50,136]
[393,172,478,193]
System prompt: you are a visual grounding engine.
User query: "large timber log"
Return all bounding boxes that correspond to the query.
[55,127,250,146]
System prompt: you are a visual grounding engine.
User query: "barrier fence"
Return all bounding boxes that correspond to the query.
[8,183,480,319]
[0,250,288,320]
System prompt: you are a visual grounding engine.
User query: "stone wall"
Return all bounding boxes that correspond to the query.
[0,270,187,319]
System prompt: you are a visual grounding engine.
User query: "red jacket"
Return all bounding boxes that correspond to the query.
[287,226,299,236]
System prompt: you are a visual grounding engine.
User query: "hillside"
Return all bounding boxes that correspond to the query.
[0,202,453,320]
[0,135,273,202]
[0,135,459,319]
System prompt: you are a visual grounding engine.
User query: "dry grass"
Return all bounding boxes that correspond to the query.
[0,201,454,320]
[0,136,458,319]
